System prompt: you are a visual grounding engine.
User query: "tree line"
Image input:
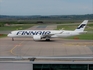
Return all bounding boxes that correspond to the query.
[0,14,93,20]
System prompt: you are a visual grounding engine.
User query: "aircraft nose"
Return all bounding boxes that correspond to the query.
[7,34,10,37]
[7,34,11,37]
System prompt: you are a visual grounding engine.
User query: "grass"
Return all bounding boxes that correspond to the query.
[57,25,77,30]
[0,34,7,38]
[0,24,34,31]
[66,33,93,40]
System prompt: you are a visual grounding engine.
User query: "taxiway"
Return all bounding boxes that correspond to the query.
[0,24,93,57]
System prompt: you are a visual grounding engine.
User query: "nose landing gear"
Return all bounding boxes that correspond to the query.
[12,38,14,41]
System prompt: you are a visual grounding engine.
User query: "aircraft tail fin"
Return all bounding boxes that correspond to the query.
[74,20,88,32]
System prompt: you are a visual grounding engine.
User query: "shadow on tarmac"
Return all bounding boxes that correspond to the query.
[35,40,57,42]
[13,39,57,42]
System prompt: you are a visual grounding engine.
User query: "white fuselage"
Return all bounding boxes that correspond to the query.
[7,20,88,41]
[8,30,82,38]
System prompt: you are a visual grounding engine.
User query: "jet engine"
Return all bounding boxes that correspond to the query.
[33,35,42,40]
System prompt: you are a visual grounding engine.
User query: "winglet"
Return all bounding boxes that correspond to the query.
[74,20,88,32]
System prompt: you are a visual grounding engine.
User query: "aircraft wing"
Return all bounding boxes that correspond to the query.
[41,31,63,38]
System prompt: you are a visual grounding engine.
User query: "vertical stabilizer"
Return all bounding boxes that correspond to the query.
[74,20,88,32]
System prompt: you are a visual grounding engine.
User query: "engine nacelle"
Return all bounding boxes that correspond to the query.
[33,35,42,40]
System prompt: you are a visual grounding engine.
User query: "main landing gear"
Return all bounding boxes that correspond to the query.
[45,36,50,41]
[46,39,50,41]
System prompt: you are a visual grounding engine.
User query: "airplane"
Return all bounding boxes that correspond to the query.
[7,20,88,41]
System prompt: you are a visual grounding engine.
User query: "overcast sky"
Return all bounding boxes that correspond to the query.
[0,0,93,15]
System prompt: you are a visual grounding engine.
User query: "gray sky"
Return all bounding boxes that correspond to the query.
[0,0,93,15]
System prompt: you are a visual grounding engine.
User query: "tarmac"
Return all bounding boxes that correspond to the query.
[0,24,93,70]
[0,24,93,57]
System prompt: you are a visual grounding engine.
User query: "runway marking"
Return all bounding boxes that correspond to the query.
[10,41,24,55]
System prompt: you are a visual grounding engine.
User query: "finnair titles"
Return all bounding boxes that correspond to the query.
[16,31,51,35]
[8,20,88,41]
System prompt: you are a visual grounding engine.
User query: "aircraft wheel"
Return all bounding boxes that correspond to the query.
[46,39,50,41]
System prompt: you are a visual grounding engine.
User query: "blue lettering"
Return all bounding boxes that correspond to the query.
[16,31,23,35]
[16,31,51,35]
[35,31,38,35]
[21,31,30,35]
[31,31,35,35]
[22,31,25,35]
[42,31,45,35]
[16,32,20,35]
[38,31,42,35]
[46,31,51,35]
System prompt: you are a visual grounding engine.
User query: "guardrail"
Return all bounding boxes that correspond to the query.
[0,56,93,61]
